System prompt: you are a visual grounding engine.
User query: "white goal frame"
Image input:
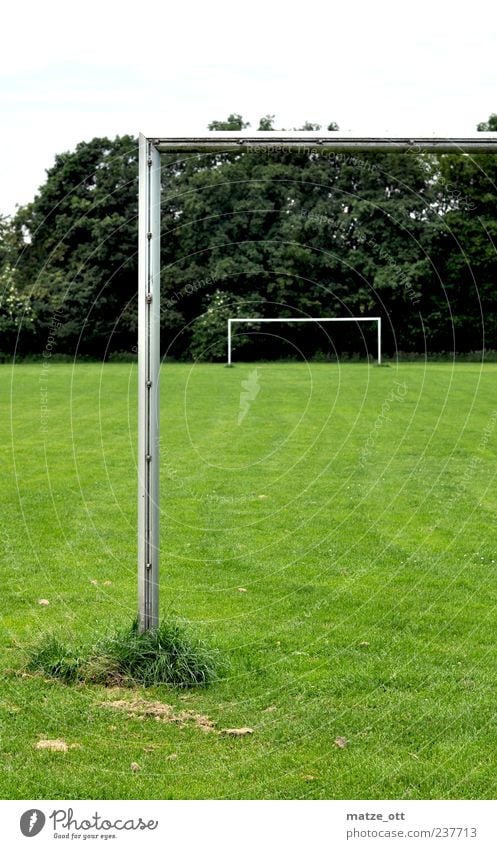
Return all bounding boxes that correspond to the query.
[227,316,382,365]
[137,131,497,632]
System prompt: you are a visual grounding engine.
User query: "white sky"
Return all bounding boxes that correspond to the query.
[1,0,496,216]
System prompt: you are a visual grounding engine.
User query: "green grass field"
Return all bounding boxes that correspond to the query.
[1,361,497,799]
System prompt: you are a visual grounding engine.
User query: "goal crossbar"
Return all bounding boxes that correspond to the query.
[227,317,382,365]
[151,132,497,153]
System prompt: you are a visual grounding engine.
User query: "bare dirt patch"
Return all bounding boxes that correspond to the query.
[101,697,215,733]
[101,698,256,739]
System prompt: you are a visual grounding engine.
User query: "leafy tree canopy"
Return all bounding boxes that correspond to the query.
[2,114,497,359]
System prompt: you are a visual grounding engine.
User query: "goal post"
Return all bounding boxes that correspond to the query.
[227,317,382,365]
[137,131,497,631]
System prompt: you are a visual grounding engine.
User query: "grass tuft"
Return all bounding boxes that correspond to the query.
[27,618,222,688]
[27,635,83,683]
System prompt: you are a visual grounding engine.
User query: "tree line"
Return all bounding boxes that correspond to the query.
[1,113,497,360]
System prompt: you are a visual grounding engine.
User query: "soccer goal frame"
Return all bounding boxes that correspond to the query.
[137,131,497,631]
[227,316,382,365]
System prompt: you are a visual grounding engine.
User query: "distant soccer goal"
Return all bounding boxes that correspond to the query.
[227,317,382,365]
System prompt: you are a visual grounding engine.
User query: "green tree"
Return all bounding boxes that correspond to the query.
[477,114,497,131]
[161,119,436,358]
[14,135,138,355]
[207,114,250,131]
[0,263,35,351]
[297,121,322,131]
[428,130,497,351]
[258,115,275,131]
[189,289,263,360]
[10,114,493,359]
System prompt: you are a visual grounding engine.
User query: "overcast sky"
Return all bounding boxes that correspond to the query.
[1,0,496,216]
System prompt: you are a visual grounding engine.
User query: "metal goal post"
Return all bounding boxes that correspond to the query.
[227,316,382,366]
[137,132,497,631]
